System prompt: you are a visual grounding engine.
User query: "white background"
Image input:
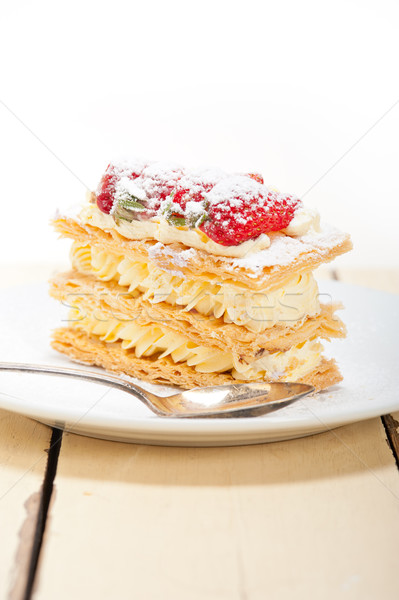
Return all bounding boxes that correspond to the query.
[1,0,398,268]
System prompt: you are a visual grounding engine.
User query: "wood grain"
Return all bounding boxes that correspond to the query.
[0,410,52,600]
[35,420,399,599]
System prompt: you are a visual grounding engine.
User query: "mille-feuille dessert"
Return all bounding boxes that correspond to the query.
[50,159,352,389]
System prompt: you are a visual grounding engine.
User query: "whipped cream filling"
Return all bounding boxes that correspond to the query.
[69,305,323,380]
[80,204,271,258]
[282,206,321,236]
[70,242,321,332]
[79,202,321,259]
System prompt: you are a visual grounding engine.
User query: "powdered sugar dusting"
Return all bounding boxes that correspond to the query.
[148,242,196,276]
[115,176,147,202]
[178,167,227,194]
[173,247,197,267]
[232,224,349,274]
[145,222,349,277]
[206,175,269,208]
[147,242,166,259]
[184,201,208,227]
[106,158,147,181]
[141,161,183,211]
[54,202,83,221]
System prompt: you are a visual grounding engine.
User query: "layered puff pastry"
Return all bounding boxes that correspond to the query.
[50,160,352,390]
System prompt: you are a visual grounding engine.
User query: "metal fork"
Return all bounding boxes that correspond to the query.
[0,362,314,418]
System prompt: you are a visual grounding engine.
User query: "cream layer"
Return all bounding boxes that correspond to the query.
[70,242,321,333]
[79,201,321,257]
[80,204,271,258]
[68,306,323,381]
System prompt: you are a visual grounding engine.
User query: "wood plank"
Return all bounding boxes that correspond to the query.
[0,410,52,600]
[0,265,59,597]
[35,417,399,600]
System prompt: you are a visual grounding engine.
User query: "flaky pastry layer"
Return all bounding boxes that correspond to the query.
[51,326,342,391]
[53,216,352,291]
[49,270,346,361]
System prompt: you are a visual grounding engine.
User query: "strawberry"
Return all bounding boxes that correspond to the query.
[161,188,190,225]
[96,161,145,214]
[246,172,264,184]
[199,177,301,246]
[260,191,301,231]
[160,188,209,228]
[96,171,117,214]
[140,163,183,218]
[95,162,300,245]
[160,171,216,228]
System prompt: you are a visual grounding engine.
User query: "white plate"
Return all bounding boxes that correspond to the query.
[0,281,398,446]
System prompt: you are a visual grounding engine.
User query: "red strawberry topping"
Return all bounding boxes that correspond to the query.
[96,171,116,214]
[160,187,209,227]
[96,161,145,214]
[169,187,206,213]
[246,172,264,184]
[199,177,301,246]
[160,168,226,225]
[140,163,183,217]
[93,160,301,245]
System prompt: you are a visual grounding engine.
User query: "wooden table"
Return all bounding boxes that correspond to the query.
[1,267,398,600]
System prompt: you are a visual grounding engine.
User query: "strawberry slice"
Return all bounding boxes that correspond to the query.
[95,162,300,244]
[96,170,117,214]
[159,168,225,227]
[96,161,145,214]
[160,188,209,227]
[199,177,301,246]
[246,172,264,184]
[140,163,183,218]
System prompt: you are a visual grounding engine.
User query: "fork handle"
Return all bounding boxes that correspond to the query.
[0,361,163,415]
